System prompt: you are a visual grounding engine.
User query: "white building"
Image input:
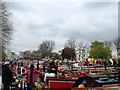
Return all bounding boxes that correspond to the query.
[75,47,90,62]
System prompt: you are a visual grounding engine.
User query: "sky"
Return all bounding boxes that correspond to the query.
[6,0,118,54]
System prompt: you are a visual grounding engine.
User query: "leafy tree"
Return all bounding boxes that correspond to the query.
[89,41,112,59]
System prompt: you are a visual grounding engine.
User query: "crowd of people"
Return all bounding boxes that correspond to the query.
[2,59,58,90]
[1,58,119,90]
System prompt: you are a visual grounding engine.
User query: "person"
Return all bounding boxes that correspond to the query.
[37,61,39,70]
[22,64,44,90]
[43,63,45,72]
[48,61,57,75]
[2,61,13,90]
[21,61,23,67]
[104,61,107,71]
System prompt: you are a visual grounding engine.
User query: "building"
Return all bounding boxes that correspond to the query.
[24,50,31,59]
[19,51,24,59]
[75,46,90,62]
[6,50,18,60]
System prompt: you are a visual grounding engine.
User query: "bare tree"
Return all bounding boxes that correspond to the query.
[0,1,13,60]
[64,39,76,49]
[61,47,75,61]
[78,42,87,50]
[62,39,76,61]
[103,40,112,49]
[113,37,120,56]
[38,40,55,58]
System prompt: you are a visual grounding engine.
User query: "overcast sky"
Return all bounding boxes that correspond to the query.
[7,1,118,54]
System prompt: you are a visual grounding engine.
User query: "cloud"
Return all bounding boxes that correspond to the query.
[5,0,119,2]
[7,2,118,54]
